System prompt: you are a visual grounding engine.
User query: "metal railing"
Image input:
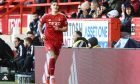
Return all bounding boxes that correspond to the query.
[0,0,82,34]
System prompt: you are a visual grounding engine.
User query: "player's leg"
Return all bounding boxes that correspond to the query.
[42,50,55,84]
[42,52,50,84]
[45,52,50,84]
[49,45,62,84]
[44,43,62,84]
[47,50,56,75]
[47,50,56,84]
[43,44,54,84]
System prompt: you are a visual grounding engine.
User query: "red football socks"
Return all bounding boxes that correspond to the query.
[48,57,55,76]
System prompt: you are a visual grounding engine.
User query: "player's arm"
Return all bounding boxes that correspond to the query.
[38,15,46,40]
[38,21,45,40]
[38,21,43,35]
[57,26,68,32]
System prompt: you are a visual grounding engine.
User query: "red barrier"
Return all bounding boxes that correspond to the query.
[35,47,140,84]
[131,18,140,41]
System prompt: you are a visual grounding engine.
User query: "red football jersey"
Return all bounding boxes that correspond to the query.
[40,13,68,44]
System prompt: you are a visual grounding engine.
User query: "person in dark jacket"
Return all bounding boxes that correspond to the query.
[79,1,92,18]
[0,38,14,67]
[100,1,110,18]
[14,37,26,72]
[29,12,40,36]
[0,38,14,60]
[72,31,88,47]
[114,37,140,48]
[88,37,100,48]
[121,3,135,34]
[71,5,82,18]
[108,0,122,13]
[27,31,43,46]
[22,37,34,72]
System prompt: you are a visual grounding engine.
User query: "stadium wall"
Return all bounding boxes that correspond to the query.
[35,47,140,84]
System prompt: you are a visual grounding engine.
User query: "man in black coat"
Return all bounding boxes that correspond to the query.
[22,37,34,72]
[0,38,14,67]
[13,37,26,72]
[27,31,43,46]
[29,12,40,36]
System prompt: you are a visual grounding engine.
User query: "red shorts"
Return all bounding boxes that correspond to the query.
[44,41,62,56]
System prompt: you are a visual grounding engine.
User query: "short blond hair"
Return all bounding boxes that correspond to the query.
[81,1,90,11]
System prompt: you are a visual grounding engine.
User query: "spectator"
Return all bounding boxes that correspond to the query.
[92,6,102,18]
[79,1,92,18]
[81,1,91,10]
[22,37,34,73]
[27,31,43,46]
[130,0,140,16]
[89,0,99,16]
[29,12,40,36]
[120,4,126,21]
[121,3,135,34]
[100,1,110,18]
[88,37,100,48]
[108,0,122,13]
[72,31,88,47]
[13,37,26,73]
[114,35,140,48]
[71,5,82,18]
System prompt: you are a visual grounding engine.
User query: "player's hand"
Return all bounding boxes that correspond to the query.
[40,34,45,41]
[54,26,60,31]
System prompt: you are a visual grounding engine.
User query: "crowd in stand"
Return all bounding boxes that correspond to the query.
[70,0,140,34]
[1,0,140,35]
